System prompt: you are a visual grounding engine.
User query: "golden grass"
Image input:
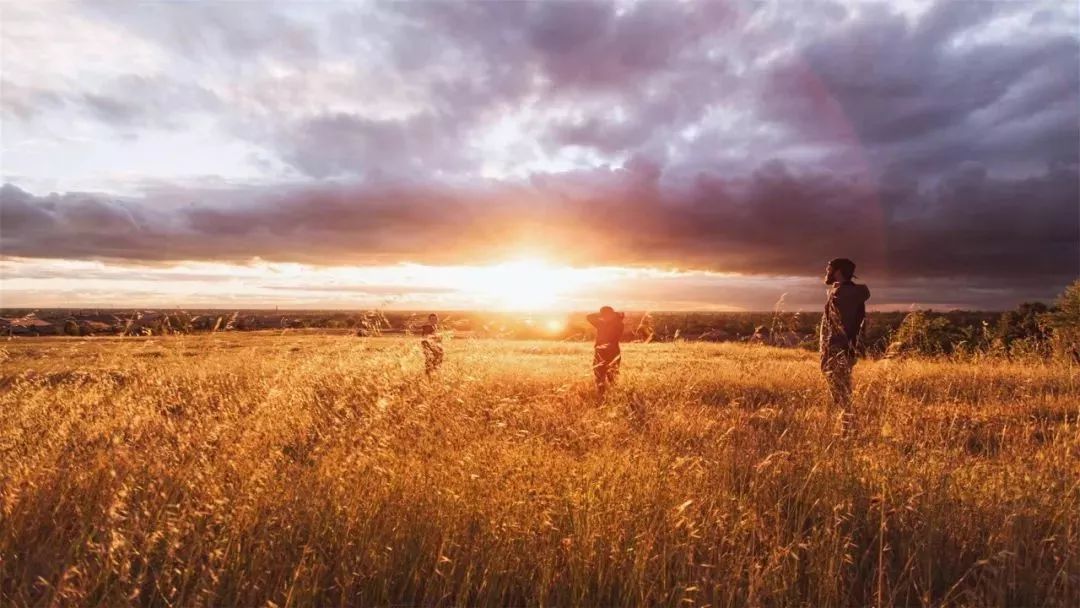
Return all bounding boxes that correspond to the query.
[1,334,1077,607]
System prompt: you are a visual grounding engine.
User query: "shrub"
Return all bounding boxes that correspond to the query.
[887,310,963,356]
[1042,280,1080,363]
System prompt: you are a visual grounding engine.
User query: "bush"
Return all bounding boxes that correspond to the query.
[887,310,964,356]
[1042,280,1080,363]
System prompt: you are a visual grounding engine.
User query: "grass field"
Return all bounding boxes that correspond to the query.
[1,334,1077,607]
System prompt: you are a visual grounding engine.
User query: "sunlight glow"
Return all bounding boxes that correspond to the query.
[0,256,764,311]
[462,258,578,311]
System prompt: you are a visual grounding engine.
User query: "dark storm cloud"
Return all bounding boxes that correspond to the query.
[0,184,171,260]
[240,0,736,177]
[274,112,477,179]
[765,1,1080,176]
[380,0,731,93]
[590,272,1069,311]
[3,158,1075,284]
[520,0,732,93]
[318,0,1076,181]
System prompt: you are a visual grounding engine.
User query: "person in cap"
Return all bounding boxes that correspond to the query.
[820,258,870,433]
[586,306,625,397]
[420,313,444,376]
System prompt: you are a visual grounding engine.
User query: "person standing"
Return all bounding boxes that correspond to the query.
[420,313,444,376]
[820,258,870,433]
[586,306,625,397]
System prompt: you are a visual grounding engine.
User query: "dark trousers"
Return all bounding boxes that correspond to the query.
[821,346,855,427]
[423,340,444,374]
[593,346,621,392]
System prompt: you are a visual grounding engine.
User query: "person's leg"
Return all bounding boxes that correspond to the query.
[835,355,854,433]
[822,348,854,433]
[606,352,621,387]
[820,350,837,402]
[593,350,608,395]
[423,341,436,376]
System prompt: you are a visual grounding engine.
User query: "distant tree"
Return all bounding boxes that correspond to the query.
[887,310,964,356]
[995,302,1050,348]
[953,319,994,355]
[1042,280,1080,362]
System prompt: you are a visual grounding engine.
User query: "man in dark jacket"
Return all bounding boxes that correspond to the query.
[586,306,624,397]
[820,258,870,432]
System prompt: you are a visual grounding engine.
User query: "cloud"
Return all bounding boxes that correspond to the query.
[81,2,322,67]
[7,1,1075,182]
[3,157,1075,284]
[1,0,1077,309]
[78,76,221,129]
[780,1,1080,175]
[273,112,475,179]
[0,80,67,122]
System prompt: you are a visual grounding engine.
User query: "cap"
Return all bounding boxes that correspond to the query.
[827,258,857,278]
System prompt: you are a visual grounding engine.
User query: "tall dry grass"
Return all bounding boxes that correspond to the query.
[1,334,1077,606]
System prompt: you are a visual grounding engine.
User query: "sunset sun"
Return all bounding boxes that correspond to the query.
[466,258,572,311]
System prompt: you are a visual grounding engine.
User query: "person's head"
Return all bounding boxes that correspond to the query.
[824,258,857,284]
[428,313,438,324]
[599,305,616,319]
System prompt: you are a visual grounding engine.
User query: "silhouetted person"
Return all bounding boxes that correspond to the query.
[420,313,444,376]
[820,258,870,434]
[635,311,655,343]
[587,306,624,397]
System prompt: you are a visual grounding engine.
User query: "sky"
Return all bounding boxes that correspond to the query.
[1,0,1077,312]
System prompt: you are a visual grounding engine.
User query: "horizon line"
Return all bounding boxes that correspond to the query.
[0,305,1019,314]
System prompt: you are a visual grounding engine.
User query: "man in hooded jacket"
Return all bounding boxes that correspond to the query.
[820,258,870,433]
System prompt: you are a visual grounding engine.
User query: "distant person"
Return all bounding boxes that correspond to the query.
[420,313,444,376]
[586,306,625,397]
[820,258,870,433]
[635,311,655,343]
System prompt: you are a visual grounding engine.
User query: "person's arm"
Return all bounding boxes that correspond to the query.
[855,286,870,350]
[586,313,601,328]
[854,303,867,351]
